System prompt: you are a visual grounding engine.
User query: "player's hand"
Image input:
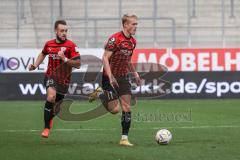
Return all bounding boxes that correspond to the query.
[134,72,141,86]
[28,64,36,71]
[109,75,119,88]
[58,50,65,61]
[135,76,141,86]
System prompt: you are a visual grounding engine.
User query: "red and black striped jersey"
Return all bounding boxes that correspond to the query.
[104,31,136,78]
[42,39,80,85]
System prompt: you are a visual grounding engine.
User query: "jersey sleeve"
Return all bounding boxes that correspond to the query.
[104,35,118,52]
[70,43,80,60]
[41,42,48,55]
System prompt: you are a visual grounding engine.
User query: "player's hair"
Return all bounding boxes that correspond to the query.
[122,14,138,27]
[54,20,67,29]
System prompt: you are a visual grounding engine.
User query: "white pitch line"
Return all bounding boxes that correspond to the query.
[1,125,240,133]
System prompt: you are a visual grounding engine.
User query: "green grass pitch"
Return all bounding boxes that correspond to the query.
[0,99,240,160]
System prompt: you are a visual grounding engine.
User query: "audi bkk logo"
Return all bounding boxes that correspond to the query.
[18,79,240,97]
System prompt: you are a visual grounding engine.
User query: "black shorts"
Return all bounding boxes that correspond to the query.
[44,76,69,95]
[102,75,132,101]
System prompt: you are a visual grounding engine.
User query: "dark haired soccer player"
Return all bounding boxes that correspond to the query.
[89,14,141,146]
[28,20,81,138]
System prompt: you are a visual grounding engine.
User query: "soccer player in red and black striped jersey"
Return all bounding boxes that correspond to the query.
[28,20,80,138]
[89,14,141,146]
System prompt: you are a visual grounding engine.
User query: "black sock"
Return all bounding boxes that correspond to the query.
[121,112,131,136]
[44,101,54,129]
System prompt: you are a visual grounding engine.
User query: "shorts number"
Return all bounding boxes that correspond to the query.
[107,91,114,100]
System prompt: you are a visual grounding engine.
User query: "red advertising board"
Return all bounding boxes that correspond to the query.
[132,48,240,72]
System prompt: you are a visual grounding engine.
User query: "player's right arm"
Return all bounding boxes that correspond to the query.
[29,42,49,71]
[102,50,118,87]
[28,52,46,71]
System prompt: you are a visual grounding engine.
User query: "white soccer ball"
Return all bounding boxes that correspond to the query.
[155,129,172,145]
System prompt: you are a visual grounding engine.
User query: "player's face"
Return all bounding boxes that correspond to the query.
[55,24,68,42]
[125,18,138,35]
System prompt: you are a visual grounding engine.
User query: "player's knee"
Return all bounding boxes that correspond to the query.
[110,107,120,114]
[47,94,56,103]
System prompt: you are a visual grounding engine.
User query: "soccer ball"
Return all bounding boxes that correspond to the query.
[155,129,172,145]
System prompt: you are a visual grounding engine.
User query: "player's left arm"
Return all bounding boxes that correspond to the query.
[58,45,81,69]
[129,40,141,85]
[64,57,81,69]
[129,60,141,86]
